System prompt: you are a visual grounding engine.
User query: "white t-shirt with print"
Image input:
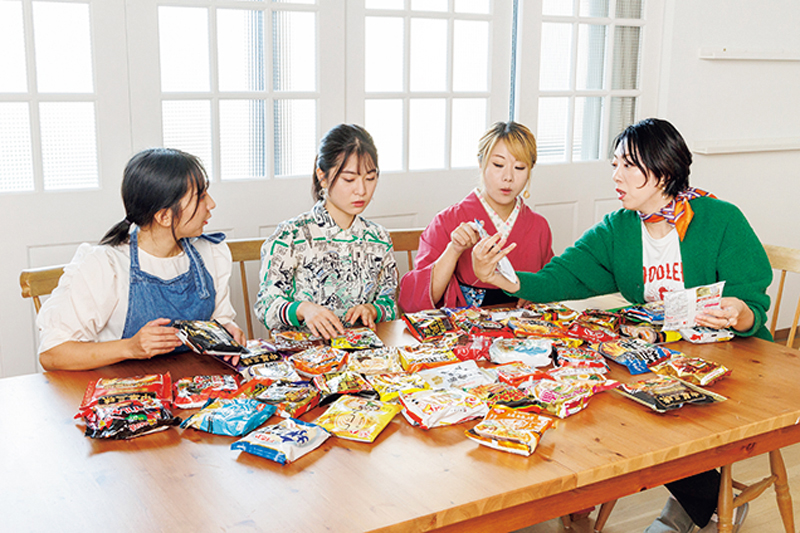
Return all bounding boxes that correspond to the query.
[641,221,684,302]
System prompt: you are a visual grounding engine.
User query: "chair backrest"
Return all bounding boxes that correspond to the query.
[763,244,800,347]
[389,228,424,271]
[227,237,266,339]
[20,265,66,313]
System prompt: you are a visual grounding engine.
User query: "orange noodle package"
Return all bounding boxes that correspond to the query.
[466,382,535,410]
[452,335,493,361]
[401,309,458,341]
[397,343,459,373]
[465,405,554,456]
[236,379,320,418]
[330,327,384,350]
[506,317,569,339]
[77,373,180,439]
[231,418,330,465]
[366,372,430,402]
[520,302,580,324]
[649,356,731,387]
[313,395,401,443]
[617,375,726,413]
[270,328,325,353]
[346,347,403,375]
[173,374,240,409]
[399,389,488,429]
[290,345,348,377]
[565,321,618,343]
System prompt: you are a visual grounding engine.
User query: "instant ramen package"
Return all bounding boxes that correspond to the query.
[495,361,551,388]
[346,347,403,375]
[519,377,617,419]
[270,329,325,353]
[366,372,430,403]
[174,319,249,358]
[240,360,302,382]
[416,360,494,391]
[678,327,735,344]
[488,338,553,367]
[399,389,488,430]
[330,327,384,350]
[290,346,348,377]
[237,379,320,418]
[466,381,533,410]
[592,338,669,375]
[649,356,731,387]
[397,343,459,373]
[443,306,514,337]
[231,418,330,465]
[181,398,276,436]
[231,339,286,373]
[617,375,726,413]
[465,405,554,456]
[173,374,240,409]
[451,335,493,361]
[505,317,568,339]
[313,395,401,443]
[619,323,682,344]
[402,309,458,341]
[312,370,378,405]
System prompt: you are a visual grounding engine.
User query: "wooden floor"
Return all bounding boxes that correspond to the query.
[512,433,800,533]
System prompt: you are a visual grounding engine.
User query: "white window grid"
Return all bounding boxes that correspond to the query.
[536,0,645,163]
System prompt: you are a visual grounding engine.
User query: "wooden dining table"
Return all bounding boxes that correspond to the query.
[1,319,799,533]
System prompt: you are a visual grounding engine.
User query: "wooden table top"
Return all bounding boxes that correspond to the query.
[2,320,799,533]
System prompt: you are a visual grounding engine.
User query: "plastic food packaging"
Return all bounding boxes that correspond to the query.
[519,378,618,418]
[78,373,173,416]
[401,309,458,341]
[330,327,385,350]
[346,347,402,375]
[443,306,514,337]
[238,379,321,418]
[397,343,459,373]
[399,389,488,429]
[290,346,348,377]
[181,398,276,436]
[465,405,554,456]
[416,360,494,391]
[240,360,301,382]
[494,362,551,388]
[592,338,670,375]
[312,370,378,405]
[466,382,533,410]
[313,395,401,443]
[231,418,330,465]
[488,338,553,367]
[173,374,239,409]
[366,372,430,402]
[678,327,735,344]
[270,329,325,353]
[174,319,248,357]
[649,356,731,387]
[617,376,726,413]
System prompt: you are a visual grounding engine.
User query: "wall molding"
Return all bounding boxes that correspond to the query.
[692,138,800,155]
[698,47,800,61]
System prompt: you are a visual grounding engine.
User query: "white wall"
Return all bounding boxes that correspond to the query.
[657,0,800,332]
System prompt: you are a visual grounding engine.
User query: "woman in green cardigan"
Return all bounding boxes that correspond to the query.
[473,118,771,532]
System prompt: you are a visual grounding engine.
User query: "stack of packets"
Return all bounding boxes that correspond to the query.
[76,373,181,439]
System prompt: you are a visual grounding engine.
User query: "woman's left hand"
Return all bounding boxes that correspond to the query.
[222,322,246,366]
[345,304,378,329]
[696,297,754,332]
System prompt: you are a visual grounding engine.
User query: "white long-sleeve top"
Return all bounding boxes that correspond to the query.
[37,238,237,354]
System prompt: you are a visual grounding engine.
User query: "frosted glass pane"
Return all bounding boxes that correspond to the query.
[273,99,316,177]
[33,2,93,93]
[612,26,641,90]
[162,100,213,175]
[580,0,608,17]
[410,19,447,92]
[451,98,486,168]
[40,102,98,190]
[159,7,210,92]
[366,0,403,8]
[409,98,445,170]
[576,24,606,90]
[220,100,267,180]
[543,0,573,16]
[411,0,447,11]
[0,2,27,93]
[573,96,603,161]
[455,0,490,14]
[616,0,643,19]
[366,17,404,92]
[539,23,572,91]
[365,99,403,172]
[608,96,636,146]
[453,20,489,92]
[218,9,265,92]
[537,97,568,163]
[273,11,316,92]
[0,103,34,192]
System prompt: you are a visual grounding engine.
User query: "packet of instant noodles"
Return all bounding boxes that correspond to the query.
[443,306,514,338]
[416,360,494,390]
[230,339,286,373]
[231,418,330,465]
[181,398,276,436]
[313,395,401,443]
[592,338,670,375]
[678,327,735,344]
[519,378,617,418]
[237,379,321,418]
[519,302,580,324]
[270,329,325,353]
[649,356,731,387]
[399,389,488,429]
[620,322,682,344]
[617,376,726,413]
[346,347,403,375]
[494,361,551,388]
[554,346,608,370]
[312,371,378,405]
[82,400,181,440]
[506,317,569,339]
[397,343,459,373]
[566,321,618,343]
[402,309,458,341]
[173,374,239,409]
[452,335,493,361]
[488,338,553,367]
[240,360,301,382]
[77,373,173,416]
[174,319,248,357]
[466,381,534,410]
[366,372,430,402]
[465,405,554,456]
[290,346,348,377]
[330,327,384,350]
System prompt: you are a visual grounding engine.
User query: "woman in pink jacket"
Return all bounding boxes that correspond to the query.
[398,121,553,312]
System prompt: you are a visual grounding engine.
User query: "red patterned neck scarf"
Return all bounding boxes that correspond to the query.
[638,187,716,241]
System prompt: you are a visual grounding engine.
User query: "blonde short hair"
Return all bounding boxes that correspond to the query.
[477,121,537,177]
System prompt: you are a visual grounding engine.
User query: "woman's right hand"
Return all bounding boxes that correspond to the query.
[471,233,519,293]
[448,221,481,255]
[128,318,183,359]
[297,302,345,339]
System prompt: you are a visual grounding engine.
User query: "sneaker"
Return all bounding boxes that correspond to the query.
[644,496,695,533]
[696,502,749,533]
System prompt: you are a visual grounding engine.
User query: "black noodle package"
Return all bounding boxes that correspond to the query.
[174,319,249,356]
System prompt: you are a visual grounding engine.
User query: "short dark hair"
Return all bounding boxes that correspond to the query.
[312,124,379,201]
[100,148,208,246]
[612,118,692,198]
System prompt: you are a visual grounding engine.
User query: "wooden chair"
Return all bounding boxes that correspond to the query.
[389,228,424,270]
[764,244,800,347]
[226,237,266,339]
[20,265,66,313]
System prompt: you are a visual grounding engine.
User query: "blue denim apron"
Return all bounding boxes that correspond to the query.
[121,229,225,339]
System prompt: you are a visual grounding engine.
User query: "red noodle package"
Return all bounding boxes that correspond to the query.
[173,374,239,409]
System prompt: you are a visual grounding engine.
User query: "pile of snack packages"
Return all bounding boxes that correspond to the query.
[75,302,732,464]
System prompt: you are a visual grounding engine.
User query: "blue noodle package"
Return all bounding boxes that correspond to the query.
[181,398,276,436]
[231,418,330,465]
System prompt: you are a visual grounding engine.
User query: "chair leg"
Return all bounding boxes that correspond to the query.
[718,464,735,533]
[560,514,572,529]
[769,449,796,533]
[593,500,617,532]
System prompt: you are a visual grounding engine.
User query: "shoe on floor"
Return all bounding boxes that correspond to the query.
[643,496,695,533]
[696,502,749,533]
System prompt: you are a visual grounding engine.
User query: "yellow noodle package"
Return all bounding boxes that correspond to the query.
[313,395,401,443]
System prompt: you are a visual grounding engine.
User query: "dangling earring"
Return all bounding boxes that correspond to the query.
[523,189,530,199]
